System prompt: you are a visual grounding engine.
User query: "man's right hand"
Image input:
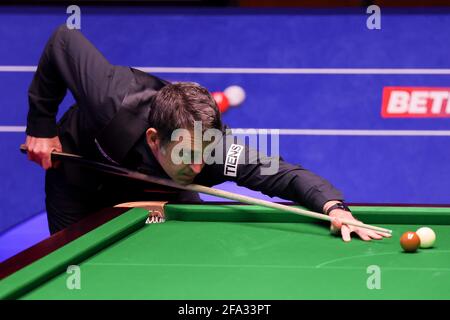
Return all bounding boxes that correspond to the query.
[24,136,62,170]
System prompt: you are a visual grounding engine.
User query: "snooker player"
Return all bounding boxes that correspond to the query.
[24,25,389,242]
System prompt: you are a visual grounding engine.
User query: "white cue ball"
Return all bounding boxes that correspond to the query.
[416,227,436,248]
[224,85,246,107]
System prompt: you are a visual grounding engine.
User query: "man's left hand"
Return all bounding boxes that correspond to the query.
[329,209,392,242]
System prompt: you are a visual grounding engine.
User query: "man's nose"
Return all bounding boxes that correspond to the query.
[189,163,203,174]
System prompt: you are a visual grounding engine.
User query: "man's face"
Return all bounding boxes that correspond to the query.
[147,129,206,185]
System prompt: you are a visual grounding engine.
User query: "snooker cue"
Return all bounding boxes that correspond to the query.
[19,145,392,235]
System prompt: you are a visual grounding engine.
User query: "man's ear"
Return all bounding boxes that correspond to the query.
[146,128,160,153]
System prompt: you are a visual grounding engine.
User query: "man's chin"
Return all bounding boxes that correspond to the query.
[174,177,194,185]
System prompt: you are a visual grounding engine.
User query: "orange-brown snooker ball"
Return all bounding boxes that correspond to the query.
[400,231,421,253]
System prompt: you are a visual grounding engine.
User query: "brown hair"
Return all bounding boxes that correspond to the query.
[148,82,223,145]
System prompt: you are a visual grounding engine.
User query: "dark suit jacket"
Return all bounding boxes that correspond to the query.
[27,25,344,213]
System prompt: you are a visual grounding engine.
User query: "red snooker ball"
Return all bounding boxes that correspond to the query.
[212,92,230,113]
[400,231,421,253]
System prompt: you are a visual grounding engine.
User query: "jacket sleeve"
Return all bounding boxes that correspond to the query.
[26,24,131,137]
[194,135,344,213]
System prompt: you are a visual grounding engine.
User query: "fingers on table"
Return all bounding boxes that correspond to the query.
[353,228,373,241]
[331,216,392,242]
[353,228,392,241]
[341,225,352,242]
[340,225,376,242]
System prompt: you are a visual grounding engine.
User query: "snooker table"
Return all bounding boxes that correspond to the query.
[1,203,450,300]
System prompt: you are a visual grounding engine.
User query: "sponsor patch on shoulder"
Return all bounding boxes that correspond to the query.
[224,144,244,177]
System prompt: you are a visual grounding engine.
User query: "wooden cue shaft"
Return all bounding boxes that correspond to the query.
[117,169,392,235]
[20,145,392,234]
[177,183,392,235]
